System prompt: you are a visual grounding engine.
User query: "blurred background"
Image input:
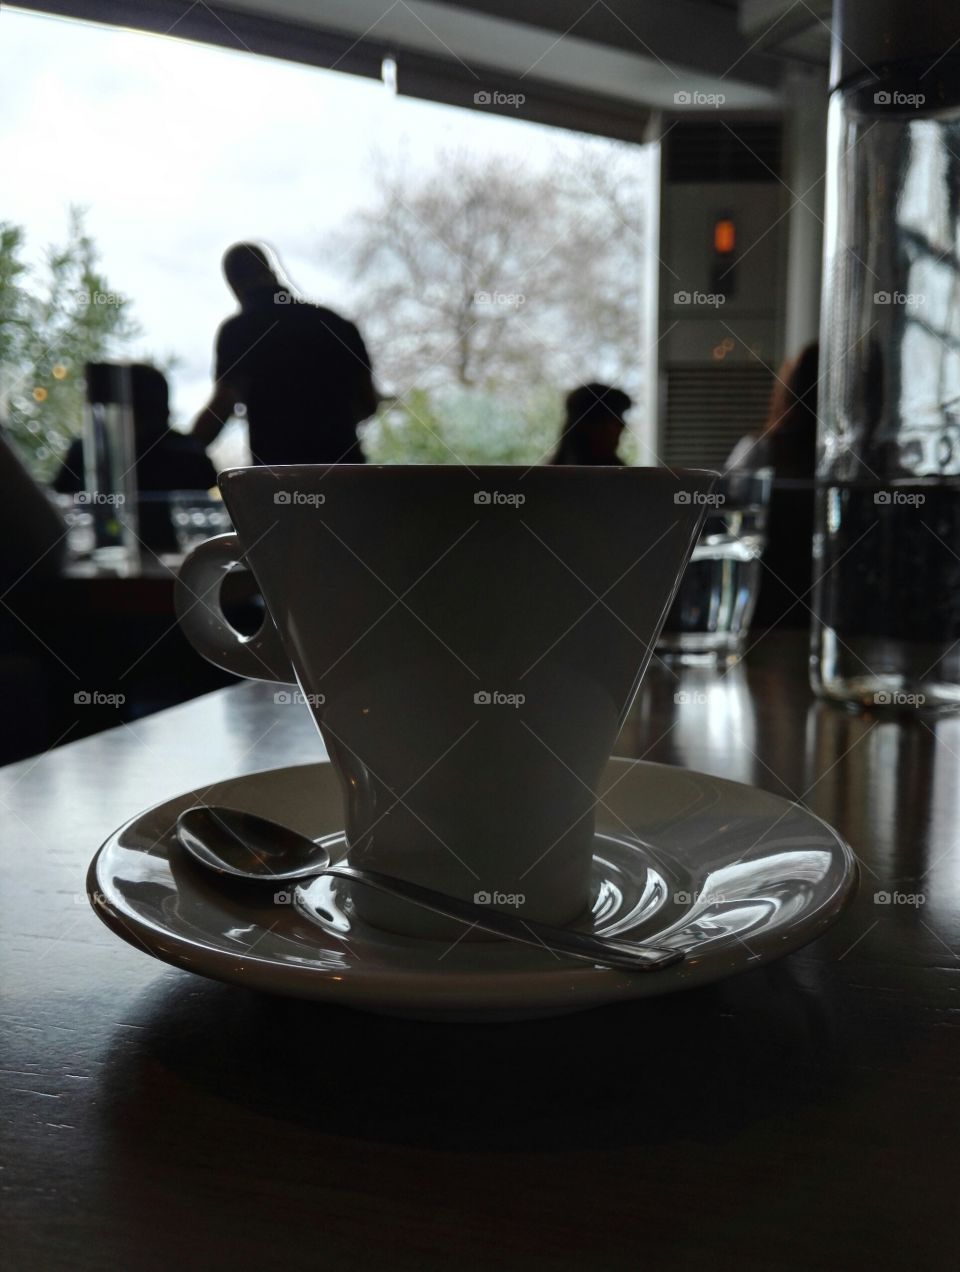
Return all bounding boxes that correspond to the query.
[0,0,836,761]
[2,0,829,472]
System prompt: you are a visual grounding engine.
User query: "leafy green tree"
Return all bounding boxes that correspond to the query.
[362,386,561,465]
[0,207,141,480]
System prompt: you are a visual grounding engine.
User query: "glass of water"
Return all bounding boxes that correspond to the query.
[169,492,232,555]
[657,468,773,662]
[49,492,96,559]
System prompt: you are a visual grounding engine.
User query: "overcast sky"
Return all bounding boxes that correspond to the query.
[1,6,620,434]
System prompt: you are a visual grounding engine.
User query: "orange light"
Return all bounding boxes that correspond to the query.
[714,218,736,254]
[712,338,736,361]
[32,386,47,402]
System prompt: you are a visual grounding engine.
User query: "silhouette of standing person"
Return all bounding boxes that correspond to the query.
[549,384,632,465]
[191,243,378,465]
[725,341,819,629]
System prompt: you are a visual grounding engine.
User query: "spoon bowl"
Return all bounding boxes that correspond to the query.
[177,805,330,882]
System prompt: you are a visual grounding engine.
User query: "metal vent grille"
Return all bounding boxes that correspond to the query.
[662,364,774,468]
[666,121,782,183]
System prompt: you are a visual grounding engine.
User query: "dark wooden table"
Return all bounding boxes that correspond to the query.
[3,630,958,1271]
[0,559,262,763]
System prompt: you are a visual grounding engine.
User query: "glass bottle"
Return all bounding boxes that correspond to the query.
[83,361,140,569]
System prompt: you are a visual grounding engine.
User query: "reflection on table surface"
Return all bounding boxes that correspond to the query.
[3,628,960,1269]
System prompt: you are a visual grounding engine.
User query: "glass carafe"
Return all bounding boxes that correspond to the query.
[812,0,960,711]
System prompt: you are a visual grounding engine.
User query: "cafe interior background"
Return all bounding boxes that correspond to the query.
[4,2,960,1267]
[0,0,832,764]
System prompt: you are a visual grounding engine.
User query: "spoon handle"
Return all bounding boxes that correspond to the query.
[323,865,684,972]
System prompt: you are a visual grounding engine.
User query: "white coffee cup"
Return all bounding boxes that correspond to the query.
[176,465,714,938]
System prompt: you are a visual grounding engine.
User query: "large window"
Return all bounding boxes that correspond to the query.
[0,7,654,476]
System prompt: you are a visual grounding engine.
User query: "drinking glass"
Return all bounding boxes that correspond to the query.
[83,362,140,569]
[657,468,772,662]
[170,492,232,555]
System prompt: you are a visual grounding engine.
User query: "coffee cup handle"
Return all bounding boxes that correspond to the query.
[175,533,295,684]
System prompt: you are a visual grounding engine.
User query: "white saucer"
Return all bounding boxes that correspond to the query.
[88,759,857,1022]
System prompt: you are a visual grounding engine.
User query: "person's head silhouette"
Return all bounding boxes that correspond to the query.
[222,242,280,305]
[129,364,170,446]
[551,383,632,465]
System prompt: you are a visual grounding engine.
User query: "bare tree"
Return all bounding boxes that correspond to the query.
[330,145,647,396]
[324,143,649,462]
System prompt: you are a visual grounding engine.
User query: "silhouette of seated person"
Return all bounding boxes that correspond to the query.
[52,364,215,552]
[549,384,632,465]
[2,427,66,592]
[0,426,68,762]
[190,242,378,466]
